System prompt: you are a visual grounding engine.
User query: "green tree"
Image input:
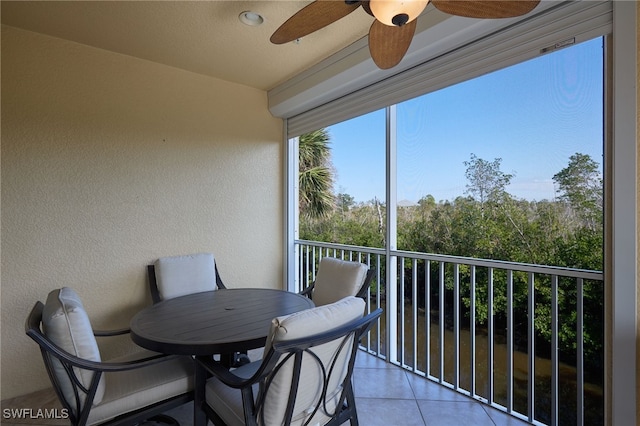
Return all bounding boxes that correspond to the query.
[417,194,436,209]
[464,154,514,204]
[337,193,355,215]
[552,152,603,231]
[298,129,335,219]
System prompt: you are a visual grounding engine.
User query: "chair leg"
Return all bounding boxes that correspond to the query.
[346,382,359,426]
[193,358,208,426]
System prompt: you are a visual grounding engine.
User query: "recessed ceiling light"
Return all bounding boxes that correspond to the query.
[239,11,264,26]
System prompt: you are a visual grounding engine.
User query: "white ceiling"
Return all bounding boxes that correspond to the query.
[1,0,384,91]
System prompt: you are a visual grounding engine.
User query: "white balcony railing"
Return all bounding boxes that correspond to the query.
[295,240,604,426]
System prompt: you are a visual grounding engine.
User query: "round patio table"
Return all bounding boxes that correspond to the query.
[130,288,314,356]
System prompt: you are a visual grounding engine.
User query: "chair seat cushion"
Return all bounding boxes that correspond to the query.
[87,351,194,425]
[312,258,368,306]
[154,253,218,300]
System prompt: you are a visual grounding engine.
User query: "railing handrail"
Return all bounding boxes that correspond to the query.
[295,239,603,280]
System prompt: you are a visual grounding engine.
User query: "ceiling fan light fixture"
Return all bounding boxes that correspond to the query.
[370,0,428,27]
[239,11,264,26]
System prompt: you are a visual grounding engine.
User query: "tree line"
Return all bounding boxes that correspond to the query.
[298,130,604,370]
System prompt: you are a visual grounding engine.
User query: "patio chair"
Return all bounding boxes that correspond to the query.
[25,287,194,426]
[195,296,382,426]
[300,257,375,306]
[148,252,249,366]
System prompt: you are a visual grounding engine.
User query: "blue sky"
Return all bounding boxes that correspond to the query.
[326,37,604,204]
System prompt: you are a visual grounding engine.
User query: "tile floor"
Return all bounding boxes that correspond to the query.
[162,351,530,426]
[2,351,530,426]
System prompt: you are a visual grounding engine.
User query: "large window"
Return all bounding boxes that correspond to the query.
[295,36,606,425]
[285,2,635,423]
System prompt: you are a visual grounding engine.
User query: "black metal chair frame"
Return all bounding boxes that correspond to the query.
[300,268,376,301]
[25,301,193,426]
[195,308,383,426]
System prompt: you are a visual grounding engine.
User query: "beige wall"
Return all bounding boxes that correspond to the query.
[1,25,283,399]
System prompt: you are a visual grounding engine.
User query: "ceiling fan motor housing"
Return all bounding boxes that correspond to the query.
[392,13,409,26]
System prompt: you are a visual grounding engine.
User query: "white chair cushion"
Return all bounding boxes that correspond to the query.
[205,297,365,426]
[154,253,218,300]
[87,351,194,425]
[42,287,106,406]
[311,257,368,306]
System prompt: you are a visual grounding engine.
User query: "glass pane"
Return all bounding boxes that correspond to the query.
[298,109,386,248]
[395,38,604,425]
[396,38,604,261]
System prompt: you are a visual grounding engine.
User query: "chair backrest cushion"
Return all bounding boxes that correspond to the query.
[154,253,218,300]
[261,296,365,425]
[42,287,105,406]
[312,257,368,306]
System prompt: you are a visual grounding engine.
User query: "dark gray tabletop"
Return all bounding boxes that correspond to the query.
[130,288,314,356]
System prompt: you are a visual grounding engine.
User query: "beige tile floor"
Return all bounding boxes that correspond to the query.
[2,352,530,426]
[164,351,530,426]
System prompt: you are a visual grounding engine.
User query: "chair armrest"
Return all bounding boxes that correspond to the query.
[197,357,250,388]
[27,324,181,373]
[93,327,131,337]
[299,282,315,298]
[97,352,183,372]
[196,355,276,389]
[355,268,376,299]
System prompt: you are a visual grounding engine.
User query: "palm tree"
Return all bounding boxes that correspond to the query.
[298,129,335,219]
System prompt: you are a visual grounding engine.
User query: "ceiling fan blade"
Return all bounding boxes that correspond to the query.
[430,0,540,19]
[369,19,417,70]
[271,1,362,44]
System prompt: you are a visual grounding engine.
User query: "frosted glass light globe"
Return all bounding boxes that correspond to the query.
[370,0,428,27]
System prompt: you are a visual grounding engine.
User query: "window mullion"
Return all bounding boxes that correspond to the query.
[287,131,299,293]
[386,105,399,362]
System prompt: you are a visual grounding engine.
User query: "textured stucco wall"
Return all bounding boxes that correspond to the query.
[1,25,283,399]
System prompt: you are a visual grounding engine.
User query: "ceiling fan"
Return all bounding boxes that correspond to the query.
[271,0,540,70]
